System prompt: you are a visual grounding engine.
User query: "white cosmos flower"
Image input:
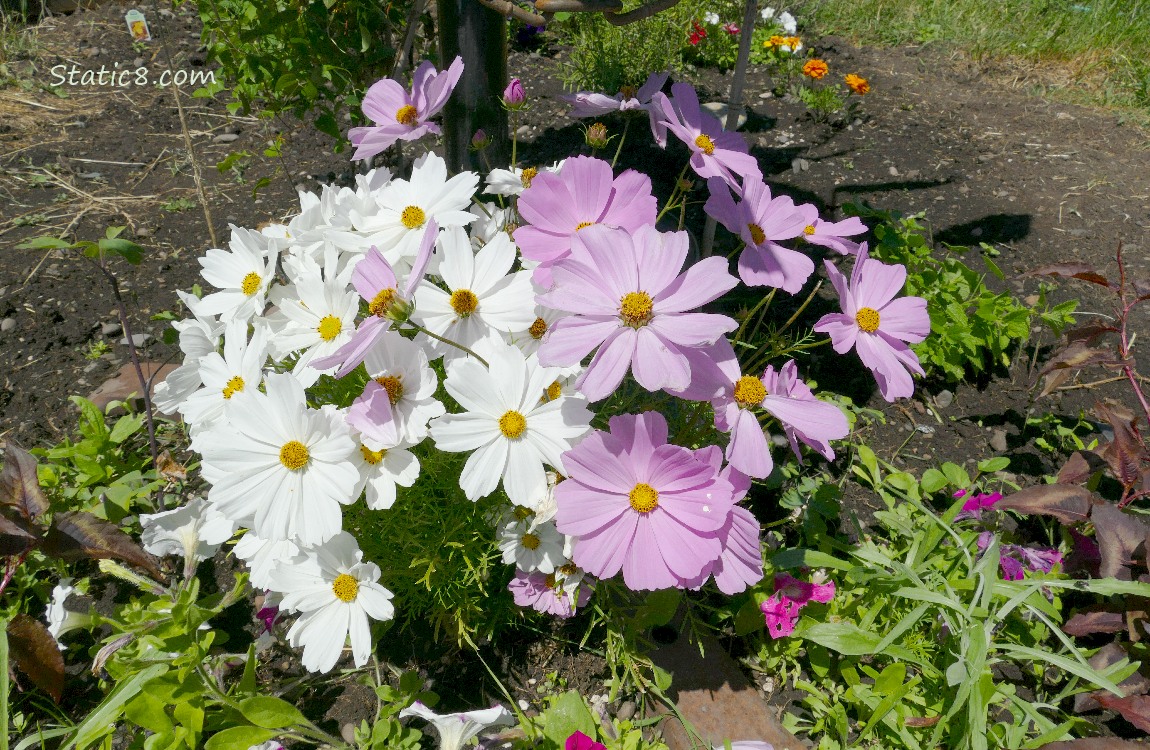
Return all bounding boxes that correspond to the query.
[703,10,720,23]
[154,291,225,415]
[483,161,564,198]
[140,496,238,562]
[779,10,797,33]
[362,330,445,445]
[412,227,536,362]
[270,532,395,674]
[193,372,358,546]
[498,517,564,573]
[760,6,775,20]
[180,319,270,433]
[468,203,515,247]
[45,578,92,650]
[234,532,300,590]
[351,437,420,510]
[196,226,277,322]
[268,257,360,387]
[506,301,571,360]
[399,702,514,750]
[429,339,592,504]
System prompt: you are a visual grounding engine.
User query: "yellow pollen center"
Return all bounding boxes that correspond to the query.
[521,533,541,550]
[513,505,535,521]
[400,205,426,230]
[279,440,309,471]
[619,291,654,327]
[360,445,385,465]
[694,134,716,155]
[733,375,767,408]
[520,167,539,188]
[619,85,638,99]
[748,223,766,245]
[528,317,548,339]
[369,287,397,317]
[545,381,563,402]
[575,221,595,231]
[499,410,527,439]
[395,104,418,126]
[331,573,359,602]
[545,572,558,588]
[856,306,881,333]
[559,562,578,576]
[629,483,659,514]
[450,288,479,317]
[222,375,245,399]
[241,271,262,296]
[317,315,343,342]
[375,375,404,405]
[803,224,816,236]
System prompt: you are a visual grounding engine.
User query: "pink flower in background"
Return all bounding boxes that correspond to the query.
[761,572,835,638]
[705,178,818,293]
[536,224,738,401]
[689,20,707,45]
[680,455,764,595]
[567,731,607,750]
[955,489,1004,520]
[508,570,593,619]
[723,22,740,34]
[349,56,464,161]
[555,412,736,591]
[813,246,930,401]
[977,532,1063,581]
[650,82,761,191]
[503,77,526,108]
[762,360,850,464]
[802,216,869,255]
[563,71,669,144]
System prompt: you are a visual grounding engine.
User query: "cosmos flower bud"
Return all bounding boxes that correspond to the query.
[470,128,490,150]
[584,122,609,150]
[503,78,527,109]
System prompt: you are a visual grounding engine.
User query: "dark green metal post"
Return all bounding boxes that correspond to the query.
[438,3,509,173]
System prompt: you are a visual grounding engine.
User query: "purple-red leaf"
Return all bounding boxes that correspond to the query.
[1091,503,1150,580]
[1074,642,1150,713]
[0,444,49,522]
[1040,341,1127,377]
[42,511,163,579]
[1093,401,1150,492]
[7,614,65,702]
[1040,739,1150,749]
[1095,694,1150,734]
[996,484,1095,524]
[0,513,39,556]
[1063,611,1127,637]
[1029,262,1112,287]
[1057,451,1109,485]
[1065,323,1119,346]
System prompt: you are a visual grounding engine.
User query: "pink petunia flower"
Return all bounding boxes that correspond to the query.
[562,72,670,144]
[514,156,657,285]
[536,224,738,401]
[650,82,762,191]
[555,412,737,591]
[508,569,594,618]
[977,532,1063,581]
[349,57,464,162]
[567,732,607,750]
[955,490,1003,520]
[812,246,930,402]
[705,178,818,293]
[801,216,868,255]
[760,572,835,638]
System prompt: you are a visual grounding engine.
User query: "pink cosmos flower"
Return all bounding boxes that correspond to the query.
[567,732,607,750]
[760,572,835,638]
[722,22,740,34]
[801,216,868,255]
[555,412,737,591]
[562,72,670,143]
[680,455,764,595]
[312,220,437,378]
[812,246,930,402]
[650,82,761,191]
[514,156,657,284]
[508,570,593,618]
[536,224,738,401]
[349,56,464,162]
[705,178,818,293]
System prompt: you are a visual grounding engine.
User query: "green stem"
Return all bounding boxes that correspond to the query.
[734,288,776,345]
[610,116,631,170]
[776,280,823,338]
[402,323,489,367]
[510,112,519,167]
[656,162,693,224]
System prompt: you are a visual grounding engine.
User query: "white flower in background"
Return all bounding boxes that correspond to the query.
[468,203,515,248]
[247,742,284,750]
[194,373,358,546]
[506,301,574,361]
[399,703,514,750]
[140,496,238,563]
[779,10,797,32]
[362,330,446,444]
[527,470,562,520]
[271,532,395,673]
[703,10,720,24]
[179,319,270,433]
[498,517,565,573]
[153,291,225,415]
[196,226,277,322]
[267,257,360,387]
[412,227,536,362]
[483,161,564,198]
[760,5,775,20]
[45,578,92,650]
[429,339,592,504]
[350,436,420,510]
[234,532,300,590]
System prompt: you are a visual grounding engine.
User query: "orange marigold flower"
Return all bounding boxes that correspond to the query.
[802,59,829,79]
[844,73,870,95]
[784,36,802,49]
[764,34,786,48]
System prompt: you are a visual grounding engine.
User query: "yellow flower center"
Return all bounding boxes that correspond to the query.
[279,440,309,471]
[241,271,262,296]
[499,410,527,439]
[521,533,541,550]
[375,374,404,405]
[575,221,595,231]
[559,562,578,576]
[733,375,767,408]
[619,291,654,327]
[450,288,479,317]
[694,134,716,155]
[803,224,816,236]
[222,375,245,399]
[369,287,397,318]
[856,306,881,333]
[360,445,385,465]
[619,84,638,100]
[545,572,558,588]
[505,222,519,238]
[545,381,562,402]
[395,104,418,126]
[747,223,766,245]
[528,317,548,340]
[520,167,539,188]
[400,205,426,230]
[513,505,535,521]
[629,483,659,514]
[331,573,359,602]
[317,315,343,342]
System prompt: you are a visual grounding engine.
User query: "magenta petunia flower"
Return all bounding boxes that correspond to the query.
[812,246,930,402]
[977,532,1062,581]
[514,156,657,284]
[555,412,737,591]
[507,569,593,618]
[567,731,607,750]
[955,489,1003,520]
[349,57,464,162]
[536,224,738,401]
[801,216,868,255]
[650,82,762,191]
[760,572,835,638]
[705,178,818,293]
[562,71,670,143]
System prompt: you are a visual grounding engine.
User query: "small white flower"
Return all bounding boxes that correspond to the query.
[180,319,270,433]
[153,291,225,415]
[399,702,514,750]
[506,301,572,360]
[350,437,420,510]
[140,496,238,562]
[779,10,797,33]
[703,11,720,24]
[268,258,360,387]
[760,5,776,20]
[362,330,445,445]
[234,532,300,590]
[45,578,92,650]
[468,203,515,248]
[196,226,277,322]
[498,517,565,573]
[483,161,564,198]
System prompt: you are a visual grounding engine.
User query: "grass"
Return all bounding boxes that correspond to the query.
[794,0,1150,115]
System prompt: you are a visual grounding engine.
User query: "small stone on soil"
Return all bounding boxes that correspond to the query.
[101,322,122,336]
[0,318,15,332]
[989,429,1008,453]
[213,133,240,144]
[935,389,954,408]
[120,333,152,347]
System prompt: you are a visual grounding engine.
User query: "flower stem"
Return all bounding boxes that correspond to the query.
[655,162,693,224]
[610,116,631,170]
[402,323,489,367]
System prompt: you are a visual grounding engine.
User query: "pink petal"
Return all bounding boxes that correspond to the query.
[555,481,629,537]
[653,256,738,312]
[631,329,690,392]
[877,296,930,343]
[538,316,619,368]
[726,408,773,479]
[573,511,639,580]
[576,327,637,402]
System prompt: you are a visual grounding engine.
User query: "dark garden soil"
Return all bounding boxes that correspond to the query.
[2,0,1150,740]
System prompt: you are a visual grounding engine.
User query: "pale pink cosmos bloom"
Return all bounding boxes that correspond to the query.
[536,224,738,402]
[813,246,930,402]
[514,156,657,285]
[760,572,835,638]
[555,412,737,591]
[507,570,593,618]
[562,71,670,143]
[801,216,868,255]
[349,56,464,162]
[705,178,818,293]
[650,82,762,191]
[680,453,764,595]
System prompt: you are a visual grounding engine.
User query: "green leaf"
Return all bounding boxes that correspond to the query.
[977,457,1010,474]
[941,462,970,488]
[204,726,279,750]
[15,236,73,250]
[67,664,169,750]
[920,468,948,494]
[125,692,174,734]
[771,548,853,571]
[238,695,307,729]
[109,413,144,444]
[539,691,596,747]
[99,238,144,265]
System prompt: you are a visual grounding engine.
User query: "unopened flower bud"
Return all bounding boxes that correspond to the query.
[585,122,610,150]
[677,177,694,191]
[503,78,527,109]
[470,129,490,150]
